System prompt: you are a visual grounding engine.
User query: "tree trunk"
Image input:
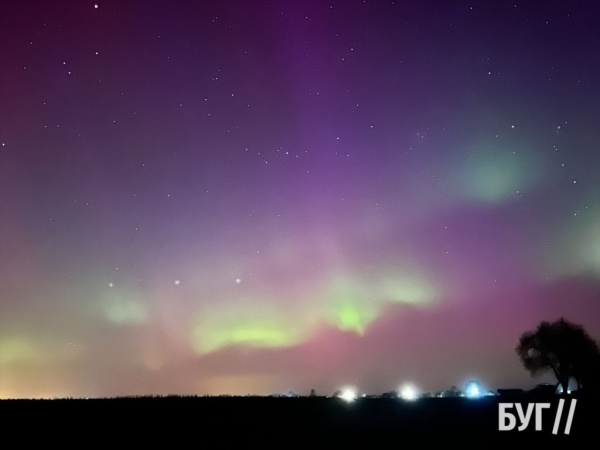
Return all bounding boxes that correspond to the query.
[560,377,569,394]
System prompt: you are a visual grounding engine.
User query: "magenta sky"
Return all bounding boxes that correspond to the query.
[1,0,599,398]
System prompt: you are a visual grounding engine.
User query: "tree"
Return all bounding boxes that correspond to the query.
[516,318,600,394]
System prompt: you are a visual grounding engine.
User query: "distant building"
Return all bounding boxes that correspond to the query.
[497,388,524,400]
[528,383,556,396]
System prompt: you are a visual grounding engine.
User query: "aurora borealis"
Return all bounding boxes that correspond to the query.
[0,0,599,398]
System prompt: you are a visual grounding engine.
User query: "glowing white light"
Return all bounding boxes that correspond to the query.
[94,3,99,9]
[235,278,242,284]
[108,282,114,288]
[174,280,181,286]
[466,382,481,398]
[399,384,418,400]
[340,388,357,403]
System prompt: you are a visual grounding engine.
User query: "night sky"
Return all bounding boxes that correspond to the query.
[1,0,599,399]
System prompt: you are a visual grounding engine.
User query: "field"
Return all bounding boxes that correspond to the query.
[3,394,597,444]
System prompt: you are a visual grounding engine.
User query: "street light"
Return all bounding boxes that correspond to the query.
[465,381,481,398]
[399,384,419,400]
[340,387,357,403]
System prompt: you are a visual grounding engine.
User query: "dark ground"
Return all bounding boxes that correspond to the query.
[2,393,597,445]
